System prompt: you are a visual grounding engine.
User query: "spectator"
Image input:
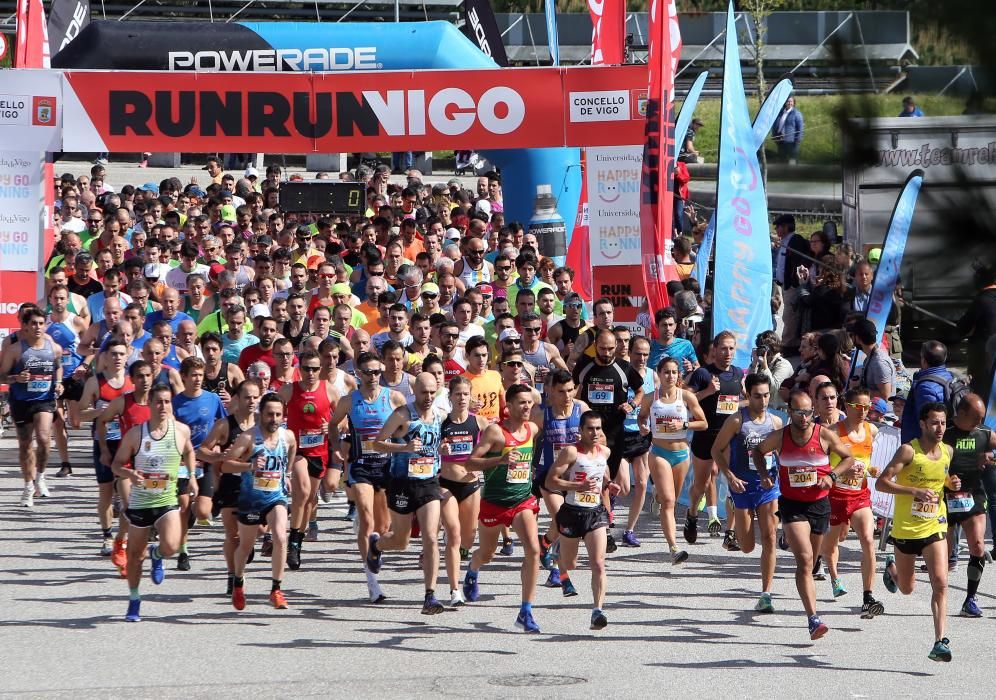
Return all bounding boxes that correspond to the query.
[800,261,847,332]
[748,330,793,408]
[847,318,895,400]
[771,97,803,164]
[900,340,953,442]
[899,96,924,117]
[678,117,704,163]
[772,214,809,355]
[956,262,996,394]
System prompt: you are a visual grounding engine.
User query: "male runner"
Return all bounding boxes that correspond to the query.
[752,389,858,639]
[878,401,958,661]
[712,374,783,612]
[545,411,619,630]
[464,384,543,632]
[367,373,447,614]
[223,392,298,610]
[46,284,90,477]
[110,384,196,622]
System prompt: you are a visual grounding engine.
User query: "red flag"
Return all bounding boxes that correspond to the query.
[15,0,51,68]
[639,0,682,331]
[588,0,624,66]
[565,151,593,301]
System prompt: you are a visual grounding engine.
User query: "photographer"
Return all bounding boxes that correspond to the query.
[749,331,792,410]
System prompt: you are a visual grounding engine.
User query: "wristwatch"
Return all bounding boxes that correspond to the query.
[682,420,689,430]
[829,471,838,483]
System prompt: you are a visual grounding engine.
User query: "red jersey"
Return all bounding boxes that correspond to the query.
[237,344,276,373]
[120,393,151,435]
[270,368,301,392]
[778,424,831,502]
[287,380,333,462]
[98,373,133,405]
[444,356,466,383]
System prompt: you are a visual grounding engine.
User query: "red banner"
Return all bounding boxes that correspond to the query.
[588,0,624,65]
[61,66,649,153]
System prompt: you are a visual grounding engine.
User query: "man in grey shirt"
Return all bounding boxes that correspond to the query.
[848,318,895,400]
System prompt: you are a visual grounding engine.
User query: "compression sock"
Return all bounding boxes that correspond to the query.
[290,528,303,545]
[102,527,113,539]
[863,590,875,604]
[179,543,188,555]
[560,570,571,582]
[234,576,245,588]
[149,545,162,561]
[520,601,532,614]
[706,505,718,521]
[364,567,378,585]
[271,579,282,592]
[129,587,141,601]
[967,555,986,598]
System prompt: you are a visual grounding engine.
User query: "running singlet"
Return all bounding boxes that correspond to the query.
[829,421,874,497]
[777,424,831,502]
[218,415,249,502]
[689,364,744,432]
[624,367,655,433]
[96,373,134,442]
[287,381,332,463]
[564,447,608,508]
[390,405,441,480]
[10,339,58,403]
[173,391,226,478]
[441,414,481,465]
[522,341,551,395]
[161,344,181,371]
[890,439,951,540]
[381,373,414,404]
[46,314,83,375]
[120,393,151,436]
[457,257,492,288]
[730,408,776,481]
[202,361,230,395]
[482,423,536,507]
[551,319,583,354]
[943,426,991,510]
[650,392,689,441]
[348,387,395,463]
[541,402,582,472]
[130,420,182,510]
[238,427,290,512]
[465,369,502,425]
[573,356,643,432]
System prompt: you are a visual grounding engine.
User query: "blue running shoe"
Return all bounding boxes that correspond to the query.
[515,609,541,633]
[590,609,608,630]
[366,533,382,574]
[882,554,898,594]
[808,615,828,640]
[928,637,952,662]
[961,597,983,618]
[562,578,578,597]
[499,539,514,556]
[540,550,554,571]
[831,577,847,598]
[463,574,480,602]
[125,598,141,622]
[148,545,165,585]
[622,530,640,547]
[545,569,562,587]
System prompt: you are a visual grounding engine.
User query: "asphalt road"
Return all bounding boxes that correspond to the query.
[0,429,986,697]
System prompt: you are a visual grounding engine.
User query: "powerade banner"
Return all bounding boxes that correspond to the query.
[692,76,793,287]
[461,0,508,67]
[639,0,682,326]
[48,0,89,54]
[712,3,772,367]
[59,65,649,153]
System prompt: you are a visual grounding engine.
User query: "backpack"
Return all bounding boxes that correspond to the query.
[916,373,971,419]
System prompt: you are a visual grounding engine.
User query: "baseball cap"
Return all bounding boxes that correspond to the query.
[445,227,461,240]
[249,303,270,320]
[220,204,237,222]
[220,189,234,200]
[187,186,206,199]
[870,398,889,415]
[476,200,492,215]
[138,182,159,195]
[247,361,271,380]
[867,247,882,265]
[306,254,324,271]
[563,292,584,307]
[498,328,522,342]
[420,282,440,296]
[331,283,352,296]
[477,283,494,297]
[143,263,161,279]
[244,167,259,179]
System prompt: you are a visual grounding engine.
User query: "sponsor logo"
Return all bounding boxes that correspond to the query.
[0,94,56,127]
[167,47,379,72]
[466,7,493,58]
[569,90,630,123]
[56,1,89,52]
[33,96,56,126]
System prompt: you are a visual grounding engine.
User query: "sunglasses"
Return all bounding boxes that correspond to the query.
[360,368,382,376]
[566,303,583,309]
[319,273,336,279]
[503,338,521,345]
[443,333,459,339]
[495,266,512,272]
[300,365,321,372]
[790,409,814,417]
[847,402,872,411]
[504,361,523,368]
[421,293,438,300]
[522,327,541,333]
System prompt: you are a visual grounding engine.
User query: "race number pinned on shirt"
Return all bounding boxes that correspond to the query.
[946,491,975,514]
[299,430,324,449]
[507,455,531,484]
[573,471,600,506]
[253,470,282,492]
[28,379,52,393]
[142,471,169,493]
[911,499,940,519]
[788,465,818,488]
[587,382,614,405]
[445,435,473,456]
[408,455,435,479]
[717,395,739,415]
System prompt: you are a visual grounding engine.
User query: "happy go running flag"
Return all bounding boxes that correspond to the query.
[711,3,773,368]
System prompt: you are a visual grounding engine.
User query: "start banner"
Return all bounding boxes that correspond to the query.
[51,65,649,153]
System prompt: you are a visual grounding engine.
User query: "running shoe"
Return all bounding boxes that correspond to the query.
[100,537,114,556]
[754,592,775,613]
[195,518,213,527]
[55,465,72,478]
[671,549,689,566]
[345,502,357,521]
[366,534,382,574]
[20,483,34,508]
[545,569,562,587]
[540,547,553,570]
[961,596,983,618]
[683,511,698,544]
[260,535,273,558]
[320,483,333,504]
[650,493,662,516]
[605,533,617,554]
[928,637,952,662]
[287,542,302,570]
[882,554,898,593]
[421,593,444,615]
[270,590,289,609]
[622,530,641,547]
[367,578,386,603]
[861,598,885,619]
[177,551,191,571]
[232,586,246,610]
[460,547,471,562]
[808,614,828,640]
[35,476,50,498]
[590,610,608,630]
[305,522,319,542]
[562,579,579,597]
[777,530,789,551]
[708,518,723,537]
[125,599,141,622]
[149,545,165,585]
[515,609,541,633]
[831,577,847,598]
[111,540,127,572]
[449,589,466,607]
[722,530,740,552]
[811,555,825,581]
[462,574,480,602]
[499,539,514,556]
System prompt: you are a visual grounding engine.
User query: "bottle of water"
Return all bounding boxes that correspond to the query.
[528,184,566,268]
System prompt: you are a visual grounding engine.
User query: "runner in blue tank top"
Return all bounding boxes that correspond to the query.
[222,393,298,611]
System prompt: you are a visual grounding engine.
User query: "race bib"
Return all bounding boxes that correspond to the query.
[716,394,739,415]
[910,500,939,519]
[836,474,863,492]
[408,455,435,479]
[445,435,473,456]
[28,379,51,393]
[587,382,614,405]
[748,455,773,472]
[253,469,282,492]
[361,438,382,455]
[299,430,324,449]
[788,466,818,488]
[142,471,169,493]
[946,491,975,514]
[506,456,531,484]
[106,419,122,439]
[573,471,600,507]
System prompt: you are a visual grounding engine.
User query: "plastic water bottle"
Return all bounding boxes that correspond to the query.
[528,184,566,268]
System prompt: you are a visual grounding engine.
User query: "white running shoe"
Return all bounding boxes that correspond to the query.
[20,483,34,508]
[319,485,333,504]
[100,537,114,556]
[367,578,386,603]
[35,476,51,498]
[449,589,466,607]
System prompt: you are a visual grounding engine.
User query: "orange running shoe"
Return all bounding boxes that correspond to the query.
[232,586,246,611]
[269,590,289,609]
[111,540,128,574]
